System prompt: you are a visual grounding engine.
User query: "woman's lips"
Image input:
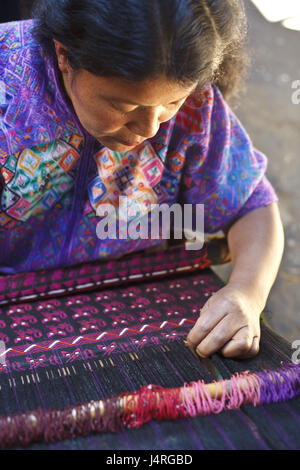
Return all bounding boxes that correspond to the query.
[102,135,143,148]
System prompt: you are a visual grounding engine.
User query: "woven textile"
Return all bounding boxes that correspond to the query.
[0,243,299,450]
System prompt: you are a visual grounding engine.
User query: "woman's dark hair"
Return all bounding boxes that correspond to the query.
[31,0,250,103]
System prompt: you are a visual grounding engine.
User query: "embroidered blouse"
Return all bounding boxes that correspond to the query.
[0,20,278,273]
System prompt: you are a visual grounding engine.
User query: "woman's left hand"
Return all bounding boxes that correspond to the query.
[186,282,264,359]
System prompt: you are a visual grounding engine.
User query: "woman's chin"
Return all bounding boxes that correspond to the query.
[97,136,142,152]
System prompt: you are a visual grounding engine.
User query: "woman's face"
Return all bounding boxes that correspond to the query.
[55,42,197,152]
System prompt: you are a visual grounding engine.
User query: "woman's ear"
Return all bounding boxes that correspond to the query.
[53,39,69,73]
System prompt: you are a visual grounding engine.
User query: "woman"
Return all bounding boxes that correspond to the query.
[0,0,284,359]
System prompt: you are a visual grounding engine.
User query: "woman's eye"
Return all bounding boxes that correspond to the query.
[170,99,184,107]
[109,99,184,116]
[164,100,183,111]
[109,101,134,114]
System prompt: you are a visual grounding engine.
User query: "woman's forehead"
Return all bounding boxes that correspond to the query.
[78,70,198,106]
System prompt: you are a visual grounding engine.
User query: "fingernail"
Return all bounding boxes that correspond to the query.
[196,347,206,358]
[184,339,198,357]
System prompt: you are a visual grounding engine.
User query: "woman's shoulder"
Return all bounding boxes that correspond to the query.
[0,18,79,158]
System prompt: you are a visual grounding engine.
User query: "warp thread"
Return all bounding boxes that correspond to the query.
[256,363,300,404]
[0,363,299,449]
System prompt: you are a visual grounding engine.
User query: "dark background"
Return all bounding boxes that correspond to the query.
[0,0,33,23]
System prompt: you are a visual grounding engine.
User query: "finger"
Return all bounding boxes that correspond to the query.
[186,298,227,348]
[220,329,258,359]
[236,336,260,360]
[195,315,247,358]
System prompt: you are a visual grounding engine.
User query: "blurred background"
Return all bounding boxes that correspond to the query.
[215,0,300,343]
[0,0,299,343]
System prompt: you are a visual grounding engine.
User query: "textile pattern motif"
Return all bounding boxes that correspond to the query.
[0,270,221,364]
[0,244,216,367]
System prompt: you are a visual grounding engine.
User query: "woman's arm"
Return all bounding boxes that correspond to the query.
[227,202,284,310]
[186,202,285,359]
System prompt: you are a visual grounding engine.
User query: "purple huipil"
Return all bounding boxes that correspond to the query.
[0,20,278,273]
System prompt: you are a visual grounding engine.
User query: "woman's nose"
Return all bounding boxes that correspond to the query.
[127,107,162,139]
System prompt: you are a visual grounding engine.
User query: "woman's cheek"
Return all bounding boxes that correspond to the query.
[77,105,124,135]
[97,111,125,132]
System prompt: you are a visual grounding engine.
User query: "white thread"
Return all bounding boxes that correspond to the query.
[76,283,95,289]
[96,332,107,340]
[18,295,38,301]
[152,270,167,276]
[128,274,144,280]
[72,336,83,344]
[119,328,128,336]
[24,345,36,353]
[103,278,120,284]
[139,325,148,332]
[48,340,60,349]
[47,289,67,295]
[0,341,12,365]
[175,266,193,272]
